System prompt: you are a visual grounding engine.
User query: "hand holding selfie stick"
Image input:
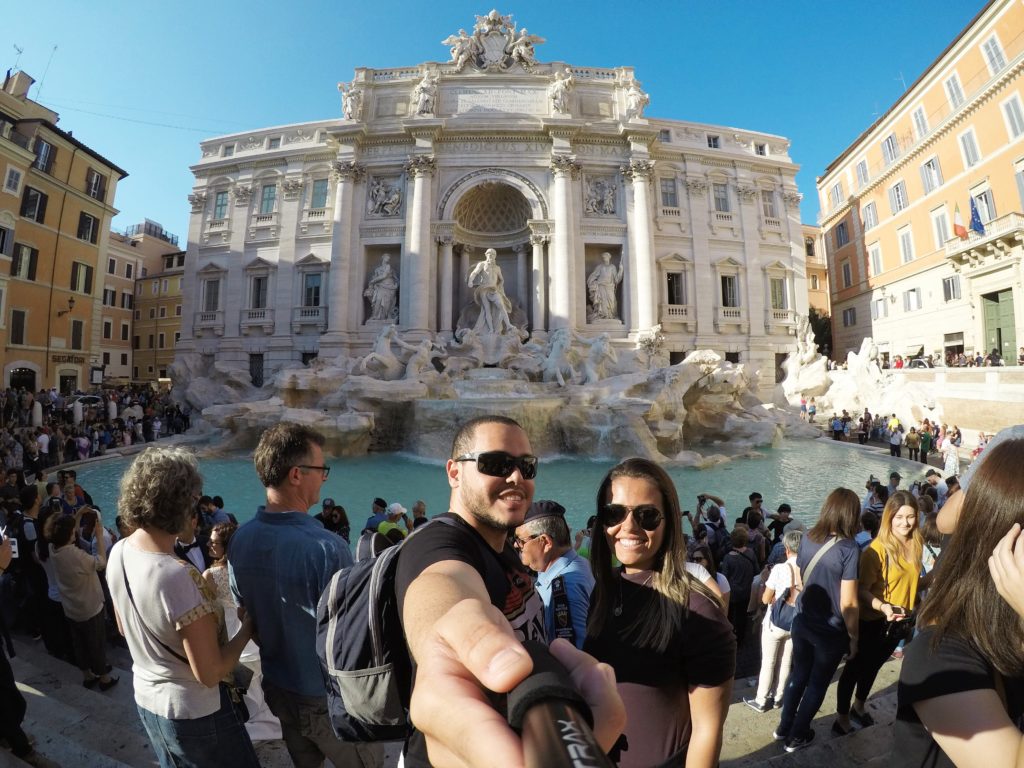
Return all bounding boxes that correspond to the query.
[507,640,616,768]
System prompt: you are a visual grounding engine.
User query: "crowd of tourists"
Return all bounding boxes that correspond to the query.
[0,413,1017,767]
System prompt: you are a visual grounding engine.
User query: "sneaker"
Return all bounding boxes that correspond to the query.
[785,729,816,753]
[744,697,771,713]
[849,708,875,728]
[772,728,786,741]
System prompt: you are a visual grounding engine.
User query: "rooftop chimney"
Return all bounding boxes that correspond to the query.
[3,71,35,99]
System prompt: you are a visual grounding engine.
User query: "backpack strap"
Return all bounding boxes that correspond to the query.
[121,559,188,664]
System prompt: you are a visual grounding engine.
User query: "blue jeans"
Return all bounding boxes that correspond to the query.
[137,683,260,768]
[777,615,849,740]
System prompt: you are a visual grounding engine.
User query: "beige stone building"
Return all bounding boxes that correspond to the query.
[0,70,127,392]
[802,224,830,316]
[130,222,185,383]
[817,0,1024,366]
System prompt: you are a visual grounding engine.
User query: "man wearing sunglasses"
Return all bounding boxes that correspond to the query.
[395,415,625,768]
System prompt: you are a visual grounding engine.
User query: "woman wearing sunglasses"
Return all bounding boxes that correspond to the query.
[584,458,735,768]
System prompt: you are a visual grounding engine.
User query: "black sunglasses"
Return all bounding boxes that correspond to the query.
[601,504,664,531]
[454,451,538,480]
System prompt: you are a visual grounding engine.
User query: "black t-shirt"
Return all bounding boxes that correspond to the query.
[395,513,545,768]
[767,519,788,543]
[720,549,757,595]
[895,626,1024,768]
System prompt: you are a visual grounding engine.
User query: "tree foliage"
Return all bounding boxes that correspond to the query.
[808,307,833,357]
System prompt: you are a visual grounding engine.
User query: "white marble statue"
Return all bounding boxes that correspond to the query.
[412,71,438,116]
[576,332,618,385]
[338,81,363,121]
[467,248,515,335]
[624,79,650,120]
[586,252,624,322]
[358,324,416,380]
[548,69,574,115]
[367,178,402,217]
[508,27,545,69]
[364,254,399,322]
[442,29,480,71]
[541,328,579,387]
[403,339,442,380]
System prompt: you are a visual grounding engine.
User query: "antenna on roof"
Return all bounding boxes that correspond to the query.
[12,45,23,70]
[895,71,907,91]
[34,45,57,100]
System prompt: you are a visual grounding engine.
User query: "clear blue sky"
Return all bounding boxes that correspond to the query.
[5,0,984,242]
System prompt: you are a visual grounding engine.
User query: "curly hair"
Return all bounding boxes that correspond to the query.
[253,423,325,488]
[117,446,201,535]
[209,521,238,568]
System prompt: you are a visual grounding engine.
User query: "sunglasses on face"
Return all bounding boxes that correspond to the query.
[601,503,664,531]
[454,451,539,480]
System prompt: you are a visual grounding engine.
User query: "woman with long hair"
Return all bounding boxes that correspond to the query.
[897,437,1024,766]
[689,543,730,610]
[775,488,861,753]
[834,491,921,734]
[105,447,259,768]
[584,458,735,768]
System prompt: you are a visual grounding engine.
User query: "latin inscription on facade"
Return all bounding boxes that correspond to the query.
[440,86,546,115]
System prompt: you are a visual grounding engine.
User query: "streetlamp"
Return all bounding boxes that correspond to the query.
[57,296,75,317]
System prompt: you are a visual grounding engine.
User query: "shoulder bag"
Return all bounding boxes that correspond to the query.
[770,536,838,631]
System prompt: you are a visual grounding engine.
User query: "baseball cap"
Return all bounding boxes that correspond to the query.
[322,498,336,509]
[373,497,387,509]
[524,499,566,524]
[387,502,407,517]
[890,471,901,479]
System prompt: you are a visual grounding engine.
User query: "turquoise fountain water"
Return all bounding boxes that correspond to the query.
[77,438,931,540]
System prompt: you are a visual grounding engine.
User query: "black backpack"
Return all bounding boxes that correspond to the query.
[705,521,731,565]
[316,516,475,742]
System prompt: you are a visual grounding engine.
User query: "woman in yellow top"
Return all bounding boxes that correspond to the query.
[834,490,921,734]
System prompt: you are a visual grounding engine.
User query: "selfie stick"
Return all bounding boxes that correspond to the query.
[507,640,616,768]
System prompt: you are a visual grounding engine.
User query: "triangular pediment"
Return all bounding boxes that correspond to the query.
[244,257,278,271]
[657,252,691,265]
[197,262,227,275]
[296,253,327,266]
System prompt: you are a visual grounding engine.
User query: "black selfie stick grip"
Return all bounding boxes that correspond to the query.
[507,640,616,768]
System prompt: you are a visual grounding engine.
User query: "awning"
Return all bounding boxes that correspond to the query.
[943,333,964,346]
[905,345,924,357]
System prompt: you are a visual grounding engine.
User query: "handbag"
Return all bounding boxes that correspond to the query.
[769,563,800,631]
[121,563,250,722]
[882,552,916,643]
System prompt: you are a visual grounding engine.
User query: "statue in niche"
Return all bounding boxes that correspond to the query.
[624,79,650,120]
[364,254,399,322]
[547,69,574,115]
[585,178,616,215]
[508,27,545,70]
[367,178,402,217]
[586,252,624,322]
[442,29,481,72]
[576,332,618,385]
[467,248,515,335]
[412,71,438,116]
[338,81,363,121]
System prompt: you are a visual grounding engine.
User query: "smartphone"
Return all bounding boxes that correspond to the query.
[891,605,906,616]
[2,527,18,559]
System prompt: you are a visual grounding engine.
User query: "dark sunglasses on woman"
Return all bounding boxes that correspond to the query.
[601,504,664,531]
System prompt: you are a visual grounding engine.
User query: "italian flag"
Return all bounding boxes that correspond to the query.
[953,204,968,239]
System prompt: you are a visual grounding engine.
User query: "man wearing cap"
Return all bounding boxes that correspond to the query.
[887,471,902,496]
[378,502,410,544]
[362,497,387,533]
[512,500,595,649]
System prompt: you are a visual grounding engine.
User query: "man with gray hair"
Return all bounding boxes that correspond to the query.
[512,499,595,649]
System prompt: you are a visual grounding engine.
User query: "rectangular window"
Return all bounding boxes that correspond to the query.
[159,306,166,318]
[125,263,133,280]
[10,244,38,280]
[77,212,99,244]
[946,75,965,108]
[712,183,729,213]
[869,244,883,276]
[810,274,820,290]
[85,169,106,201]
[311,178,329,209]
[147,334,154,349]
[855,160,869,188]
[899,227,915,263]
[121,353,128,365]
[135,309,140,320]
[70,262,94,294]
[121,292,133,309]
[132,336,140,350]
[251,276,268,309]
[0,225,10,257]
[871,298,887,320]
[162,278,168,292]
[259,184,276,215]
[102,352,110,365]
[960,129,980,167]
[983,35,1007,73]
[175,304,182,316]
[888,180,909,214]
[882,134,900,166]
[268,137,281,150]
[769,277,787,310]
[107,257,116,274]
[158,333,165,349]
[1003,96,1024,140]
[250,354,265,387]
[754,143,766,156]
[102,288,116,306]
[666,272,686,305]
[842,307,856,327]
[70,320,84,350]
[174,332,180,345]
[943,275,962,302]
[835,221,849,247]
[805,238,815,258]
[103,319,112,340]
[932,208,950,249]
[829,182,843,208]
[10,309,25,344]
[20,186,48,223]
[121,323,129,341]
[863,201,878,230]
[903,287,922,312]
[204,279,220,312]
[164,256,174,270]
[974,189,996,223]
[912,106,928,139]
[213,191,228,220]
[152,281,158,294]
[33,138,55,173]
[720,274,739,307]
[707,135,720,149]
[222,144,234,157]
[659,178,678,208]
[920,157,943,194]
[841,260,852,288]
[149,308,156,319]
[3,167,22,195]
[760,190,776,219]
[303,273,322,307]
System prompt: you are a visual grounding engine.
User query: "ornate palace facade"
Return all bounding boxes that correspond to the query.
[178,11,807,391]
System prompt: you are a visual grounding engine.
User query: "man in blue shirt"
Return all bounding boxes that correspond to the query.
[229,423,380,768]
[512,499,595,649]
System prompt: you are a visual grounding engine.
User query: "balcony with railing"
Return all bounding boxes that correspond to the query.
[714,305,748,332]
[292,305,327,333]
[193,310,224,337]
[765,307,797,334]
[945,212,1024,270]
[240,308,275,335]
[659,303,696,331]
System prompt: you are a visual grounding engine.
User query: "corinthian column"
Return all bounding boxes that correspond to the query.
[326,160,363,338]
[437,235,454,334]
[549,154,580,330]
[623,159,657,331]
[403,155,436,334]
